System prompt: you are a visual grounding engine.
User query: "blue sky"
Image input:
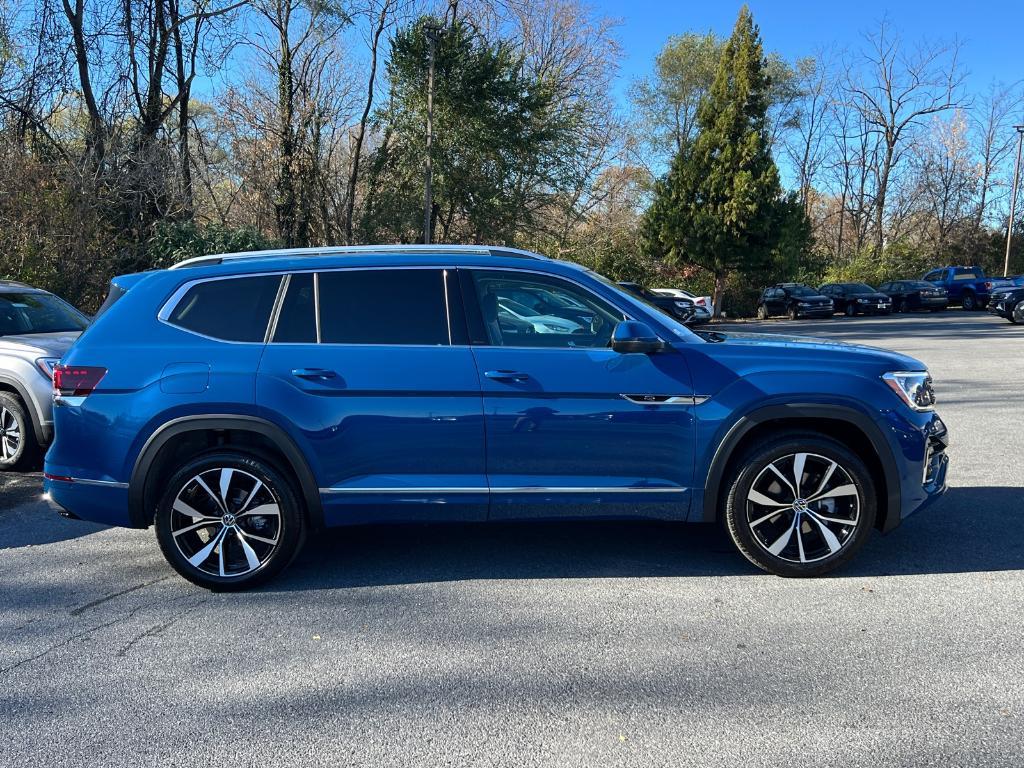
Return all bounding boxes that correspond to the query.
[596,0,1023,102]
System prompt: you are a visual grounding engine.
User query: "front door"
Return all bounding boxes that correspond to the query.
[256,267,486,525]
[461,268,696,521]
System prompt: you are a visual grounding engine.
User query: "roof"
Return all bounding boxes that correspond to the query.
[0,280,36,291]
[169,244,547,271]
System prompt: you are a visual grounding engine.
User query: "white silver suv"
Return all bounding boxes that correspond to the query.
[0,281,88,470]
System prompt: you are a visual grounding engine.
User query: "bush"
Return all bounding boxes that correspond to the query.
[145,221,277,270]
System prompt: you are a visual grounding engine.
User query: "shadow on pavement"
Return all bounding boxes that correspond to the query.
[270,486,1024,590]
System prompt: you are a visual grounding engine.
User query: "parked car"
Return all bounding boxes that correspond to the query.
[651,288,713,323]
[0,281,89,470]
[817,283,893,316]
[922,266,1012,311]
[45,245,948,590]
[617,282,697,324]
[496,298,584,334]
[987,285,1024,323]
[877,280,949,313]
[756,284,834,320]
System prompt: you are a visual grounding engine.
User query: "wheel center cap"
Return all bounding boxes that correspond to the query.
[222,513,237,526]
[793,498,810,514]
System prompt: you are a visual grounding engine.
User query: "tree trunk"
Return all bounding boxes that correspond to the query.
[713,271,727,319]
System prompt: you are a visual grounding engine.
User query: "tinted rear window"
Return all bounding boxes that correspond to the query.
[318,269,449,345]
[273,273,317,343]
[168,275,281,342]
[0,292,88,335]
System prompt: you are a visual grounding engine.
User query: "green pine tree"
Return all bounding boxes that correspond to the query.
[644,5,793,317]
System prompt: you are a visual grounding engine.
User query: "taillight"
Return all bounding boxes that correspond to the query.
[53,365,107,398]
[984,281,993,290]
[695,298,707,306]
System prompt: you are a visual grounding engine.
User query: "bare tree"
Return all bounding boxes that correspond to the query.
[841,21,965,255]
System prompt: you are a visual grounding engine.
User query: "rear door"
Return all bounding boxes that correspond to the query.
[256,267,486,525]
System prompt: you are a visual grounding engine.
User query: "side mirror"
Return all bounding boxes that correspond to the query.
[611,320,665,354]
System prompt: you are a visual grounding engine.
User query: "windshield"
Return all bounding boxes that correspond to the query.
[0,292,88,335]
[786,285,818,297]
[589,271,700,342]
[842,283,875,293]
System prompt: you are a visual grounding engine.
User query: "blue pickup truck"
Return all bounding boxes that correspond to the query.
[922,266,1012,310]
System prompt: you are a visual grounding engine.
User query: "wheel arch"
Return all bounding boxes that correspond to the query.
[129,415,323,530]
[0,374,48,444]
[701,403,900,532]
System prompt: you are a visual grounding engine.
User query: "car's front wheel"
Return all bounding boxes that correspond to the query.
[155,452,305,590]
[844,303,856,317]
[722,434,876,577]
[1011,301,1023,324]
[787,306,798,321]
[0,392,38,471]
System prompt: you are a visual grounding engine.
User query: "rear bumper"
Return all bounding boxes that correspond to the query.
[42,469,133,528]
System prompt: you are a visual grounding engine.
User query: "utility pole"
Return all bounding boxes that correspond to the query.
[1005,125,1024,277]
[423,24,442,245]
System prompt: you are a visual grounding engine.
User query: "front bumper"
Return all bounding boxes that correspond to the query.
[883,409,949,531]
[797,307,834,318]
[988,297,1019,319]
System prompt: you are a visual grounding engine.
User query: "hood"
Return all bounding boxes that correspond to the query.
[0,331,81,356]
[702,331,924,372]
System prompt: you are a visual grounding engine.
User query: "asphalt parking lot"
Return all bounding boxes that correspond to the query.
[1,311,1022,767]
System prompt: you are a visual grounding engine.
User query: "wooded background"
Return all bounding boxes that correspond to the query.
[1,0,1021,314]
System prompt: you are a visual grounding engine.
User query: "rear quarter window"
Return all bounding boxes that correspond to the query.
[166,275,282,342]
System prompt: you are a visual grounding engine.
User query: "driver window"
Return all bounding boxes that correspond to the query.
[469,270,624,349]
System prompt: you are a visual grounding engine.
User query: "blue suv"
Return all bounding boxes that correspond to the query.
[44,246,949,589]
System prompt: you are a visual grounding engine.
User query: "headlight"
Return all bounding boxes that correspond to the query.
[673,300,691,309]
[36,357,61,381]
[798,301,811,306]
[882,371,936,411]
[857,298,868,303]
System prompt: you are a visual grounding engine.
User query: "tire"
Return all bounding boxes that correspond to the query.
[892,298,903,313]
[787,306,798,321]
[844,303,856,317]
[757,304,768,320]
[1011,302,1023,324]
[0,392,39,471]
[155,451,306,591]
[722,433,877,578]
[961,292,977,311]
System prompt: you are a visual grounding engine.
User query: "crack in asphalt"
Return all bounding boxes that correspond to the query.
[69,577,171,616]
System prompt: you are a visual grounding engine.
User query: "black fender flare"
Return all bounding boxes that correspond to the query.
[701,403,901,531]
[128,414,323,529]
[0,374,49,445]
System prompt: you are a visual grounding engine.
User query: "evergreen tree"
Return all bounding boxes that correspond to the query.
[643,5,797,316]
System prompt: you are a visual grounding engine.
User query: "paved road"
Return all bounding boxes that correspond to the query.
[2,312,1022,767]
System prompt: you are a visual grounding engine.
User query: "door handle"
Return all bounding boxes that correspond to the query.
[292,367,337,380]
[484,370,530,382]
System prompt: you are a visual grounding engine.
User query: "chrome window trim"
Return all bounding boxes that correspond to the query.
[156,264,649,349]
[264,274,291,343]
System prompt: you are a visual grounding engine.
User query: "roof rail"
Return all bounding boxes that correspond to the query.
[0,279,33,289]
[168,244,546,270]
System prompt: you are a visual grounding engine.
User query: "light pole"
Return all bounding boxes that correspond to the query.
[1005,125,1024,277]
[423,23,442,245]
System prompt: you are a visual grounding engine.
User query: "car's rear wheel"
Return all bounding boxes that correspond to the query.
[722,434,876,577]
[757,304,768,320]
[962,291,977,311]
[0,392,38,471]
[155,452,305,590]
